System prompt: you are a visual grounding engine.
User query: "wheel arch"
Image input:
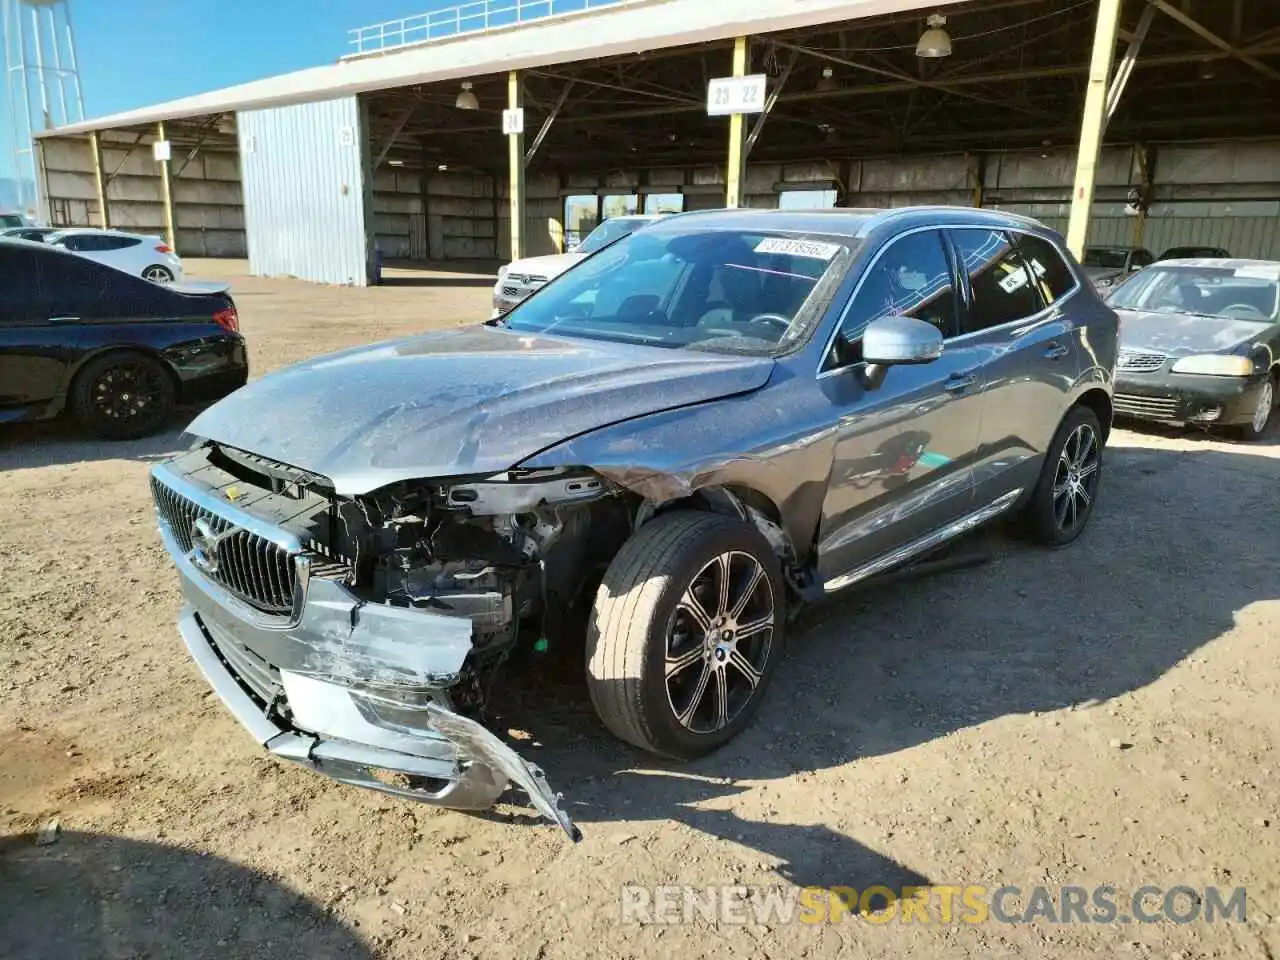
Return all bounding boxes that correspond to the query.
[66,344,183,406]
[1073,387,1114,445]
[647,482,796,565]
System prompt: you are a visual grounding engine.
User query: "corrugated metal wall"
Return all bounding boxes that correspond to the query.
[237,96,370,285]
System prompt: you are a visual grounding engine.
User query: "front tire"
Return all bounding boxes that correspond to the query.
[71,350,176,440]
[1230,373,1275,442]
[1022,405,1104,547]
[585,511,785,760]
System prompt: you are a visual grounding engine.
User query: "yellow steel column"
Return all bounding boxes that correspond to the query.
[157,121,177,250]
[1065,0,1123,258]
[89,130,109,229]
[508,70,526,261]
[725,36,749,209]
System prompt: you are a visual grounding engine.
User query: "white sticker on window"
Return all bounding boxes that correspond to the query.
[1235,265,1280,281]
[754,237,841,260]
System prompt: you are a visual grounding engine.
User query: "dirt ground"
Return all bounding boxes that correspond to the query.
[1,259,1278,959]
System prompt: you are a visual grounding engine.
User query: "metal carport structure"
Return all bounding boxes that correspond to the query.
[31,0,1280,285]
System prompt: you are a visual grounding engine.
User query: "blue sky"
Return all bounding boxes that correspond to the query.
[2,0,520,177]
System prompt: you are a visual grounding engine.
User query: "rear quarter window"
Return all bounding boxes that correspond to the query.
[1014,233,1077,307]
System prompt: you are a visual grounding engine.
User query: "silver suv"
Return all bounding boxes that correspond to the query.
[150,207,1117,840]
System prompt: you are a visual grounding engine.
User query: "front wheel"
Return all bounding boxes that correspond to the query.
[1230,374,1275,442]
[1021,405,1104,547]
[585,511,785,759]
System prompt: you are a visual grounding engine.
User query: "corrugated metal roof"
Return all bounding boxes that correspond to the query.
[39,0,935,136]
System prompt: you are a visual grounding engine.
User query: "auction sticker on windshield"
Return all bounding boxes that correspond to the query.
[754,237,842,260]
[1235,265,1280,281]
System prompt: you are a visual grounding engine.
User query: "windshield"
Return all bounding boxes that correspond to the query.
[502,228,851,355]
[1107,264,1280,321]
[1083,247,1128,269]
[576,218,651,255]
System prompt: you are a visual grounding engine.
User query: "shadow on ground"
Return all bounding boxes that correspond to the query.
[0,831,371,960]
[375,275,497,288]
[0,417,199,472]
[476,443,1278,900]
[379,259,499,287]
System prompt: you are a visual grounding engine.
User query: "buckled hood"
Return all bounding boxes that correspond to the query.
[185,325,775,494]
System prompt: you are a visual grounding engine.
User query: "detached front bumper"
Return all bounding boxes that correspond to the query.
[1114,371,1268,426]
[153,468,580,841]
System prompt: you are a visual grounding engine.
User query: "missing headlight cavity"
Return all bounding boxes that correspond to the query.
[313,468,635,698]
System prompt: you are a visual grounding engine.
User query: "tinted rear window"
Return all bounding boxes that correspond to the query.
[1015,233,1077,306]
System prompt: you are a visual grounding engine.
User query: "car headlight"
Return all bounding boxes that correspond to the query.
[1170,354,1255,377]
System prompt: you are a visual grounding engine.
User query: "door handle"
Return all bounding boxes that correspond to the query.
[944,371,978,393]
[1044,341,1070,361]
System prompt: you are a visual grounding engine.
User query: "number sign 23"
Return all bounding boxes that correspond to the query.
[706,75,768,116]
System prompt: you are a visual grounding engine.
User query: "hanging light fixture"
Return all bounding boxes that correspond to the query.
[455,81,479,110]
[816,66,837,92]
[915,14,952,58]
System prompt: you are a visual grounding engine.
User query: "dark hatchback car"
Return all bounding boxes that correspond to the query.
[1107,258,1279,440]
[0,239,248,439]
[0,226,59,243]
[148,206,1117,838]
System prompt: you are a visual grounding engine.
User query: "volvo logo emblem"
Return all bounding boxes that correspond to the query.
[188,517,229,574]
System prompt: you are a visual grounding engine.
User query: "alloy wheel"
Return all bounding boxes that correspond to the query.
[664,550,775,735]
[143,266,173,283]
[91,361,166,426]
[1051,423,1100,536]
[1252,379,1274,434]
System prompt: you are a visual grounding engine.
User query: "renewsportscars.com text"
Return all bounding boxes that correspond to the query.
[619,884,1247,926]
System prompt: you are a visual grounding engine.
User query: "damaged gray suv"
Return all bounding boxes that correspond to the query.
[151,207,1116,841]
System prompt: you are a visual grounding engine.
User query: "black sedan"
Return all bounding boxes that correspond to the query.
[1107,258,1280,440]
[0,238,248,440]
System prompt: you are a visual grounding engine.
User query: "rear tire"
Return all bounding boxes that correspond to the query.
[1229,373,1275,442]
[585,511,785,760]
[1021,405,1104,547]
[71,350,175,440]
[142,265,174,283]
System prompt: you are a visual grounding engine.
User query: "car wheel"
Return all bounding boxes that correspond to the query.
[585,511,785,759]
[71,350,176,440]
[1230,373,1276,442]
[142,265,174,283]
[1022,405,1104,547]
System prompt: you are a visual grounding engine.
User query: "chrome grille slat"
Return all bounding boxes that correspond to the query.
[150,475,298,616]
[1114,393,1179,419]
[1117,350,1168,373]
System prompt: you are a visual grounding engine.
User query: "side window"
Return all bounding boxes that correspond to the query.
[0,247,43,320]
[101,236,139,251]
[1130,249,1154,269]
[56,234,84,251]
[588,254,687,321]
[40,250,113,315]
[1013,233,1077,307]
[826,230,958,370]
[950,229,1041,333]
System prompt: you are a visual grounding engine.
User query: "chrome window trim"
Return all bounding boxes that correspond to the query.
[816,223,1082,379]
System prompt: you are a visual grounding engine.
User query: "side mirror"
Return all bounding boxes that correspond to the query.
[863,315,944,366]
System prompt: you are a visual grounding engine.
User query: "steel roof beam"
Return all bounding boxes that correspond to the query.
[1150,0,1280,83]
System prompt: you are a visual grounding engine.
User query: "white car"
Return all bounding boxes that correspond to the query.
[46,228,184,283]
[492,214,665,317]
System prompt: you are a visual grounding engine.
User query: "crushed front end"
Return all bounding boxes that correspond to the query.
[149,442,633,841]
